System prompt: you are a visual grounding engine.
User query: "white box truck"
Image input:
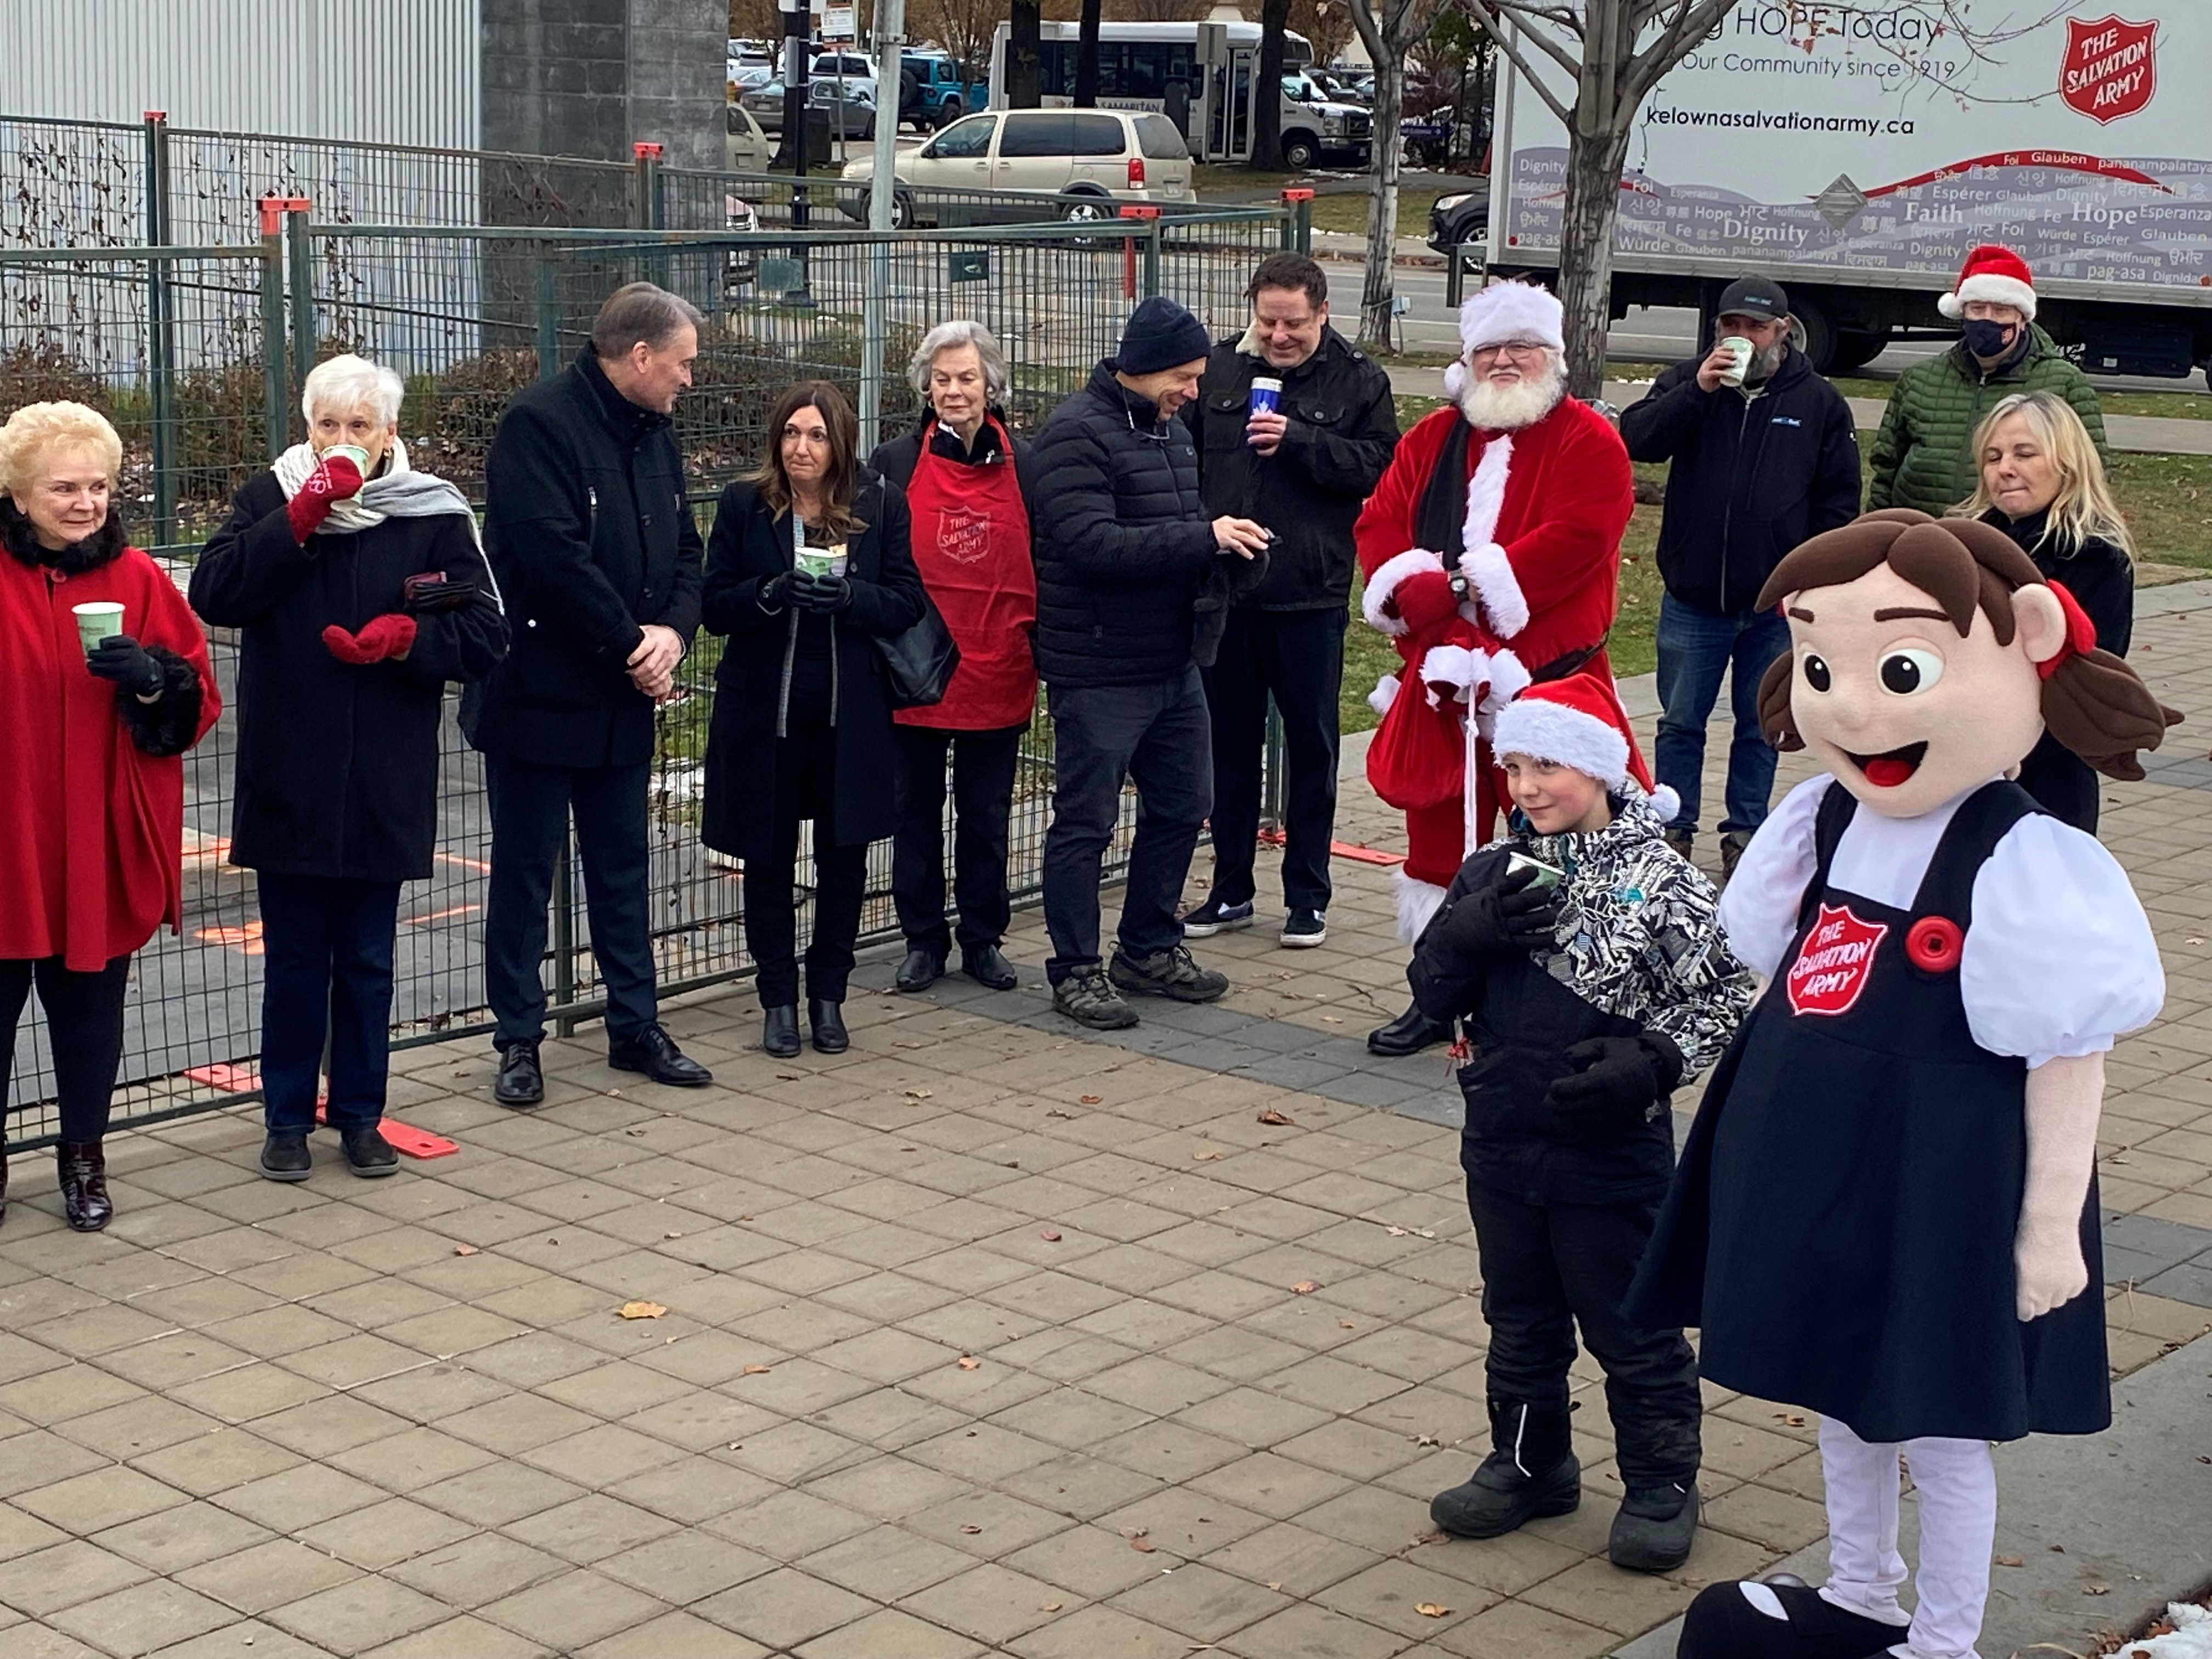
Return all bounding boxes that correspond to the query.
[1447,3,2212,376]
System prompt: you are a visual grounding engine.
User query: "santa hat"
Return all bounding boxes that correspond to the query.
[1489,674,1679,822]
[1937,244,2036,320]
[1443,281,1564,399]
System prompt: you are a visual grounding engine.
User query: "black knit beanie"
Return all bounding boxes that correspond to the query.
[1112,296,1212,376]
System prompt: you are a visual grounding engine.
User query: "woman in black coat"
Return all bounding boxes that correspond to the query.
[190,354,506,1182]
[1962,390,2134,833]
[702,381,925,1058]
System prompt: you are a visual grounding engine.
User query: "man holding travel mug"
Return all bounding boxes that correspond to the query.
[1182,253,1398,949]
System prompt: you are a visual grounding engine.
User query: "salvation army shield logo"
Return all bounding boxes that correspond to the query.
[2061,15,2157,124]
[936,505,992,565]
[1786,905,1888,1018]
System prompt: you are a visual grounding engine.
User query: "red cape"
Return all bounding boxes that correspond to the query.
[0,546,221,970]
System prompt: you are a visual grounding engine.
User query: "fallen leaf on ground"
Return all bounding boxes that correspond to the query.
[1039,1600,1063,1611]
[895,1040,927,1049]
[1412,1531,1447,1547]
[2086,1584,2110,1595]
[962,1523,983,1534]
[1046,1108,1074,1119]
[1417,1434,1440,1447]
[1193,1149,1223,1161]
[1130,1537,1156,1553]
[452,1244,480,1256]
[1040,1228,1063,1242]
[1683,1575,1707,1586]
[1321,1015,1342,1023]
[1121,1526,1150,1538]
[957,1356,981,1370]
[1416,1602,1451,1618]
[1266,1580,1282,1590]
[624,1125,645,1135]
[1291,1280,1321,1295]
[1385,1226,1408,1237]
[1338,1320,1356,1329]
[1995,1555,2025,1568]
[1774,1412,1806,1427]
[900,1145,918,1152]
[1256,1109,1295,1126]
[1080,1094,1102,1104]
[617,1301,667,1320]
[775,1071,801,1080]
[741,1363,772,1375]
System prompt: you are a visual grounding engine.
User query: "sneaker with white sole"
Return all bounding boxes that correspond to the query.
[1280,909,1328,947]
[1179,896,1254,938]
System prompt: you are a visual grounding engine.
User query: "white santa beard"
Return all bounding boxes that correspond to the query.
[1457,366,1566,431]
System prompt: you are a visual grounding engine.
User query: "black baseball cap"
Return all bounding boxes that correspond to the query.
[1716,276,1790,321]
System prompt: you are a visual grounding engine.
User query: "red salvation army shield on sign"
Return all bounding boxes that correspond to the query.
[2061,15,2157,124]
[1786,905,1889,1018]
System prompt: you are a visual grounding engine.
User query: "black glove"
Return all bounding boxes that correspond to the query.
[1542,1032,1686,1136]
[1435,864,1562,960]
[757,571,795,613]
[787,569,853,614]
[86,634,166,697]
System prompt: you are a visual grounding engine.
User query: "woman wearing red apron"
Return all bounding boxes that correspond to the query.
[870,321,1040,995]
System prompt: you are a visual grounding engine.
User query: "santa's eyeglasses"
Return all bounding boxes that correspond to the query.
[1469,340,1548,363]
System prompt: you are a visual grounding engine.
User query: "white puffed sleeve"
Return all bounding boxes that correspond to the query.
[1962,815,2165,1068]
[1716,775,1833,980]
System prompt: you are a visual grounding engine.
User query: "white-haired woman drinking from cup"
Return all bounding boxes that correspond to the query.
[191,353,506,1184]
[0,400,219,1232]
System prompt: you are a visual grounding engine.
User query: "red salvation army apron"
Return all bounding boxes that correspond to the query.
[896,418,1038,730]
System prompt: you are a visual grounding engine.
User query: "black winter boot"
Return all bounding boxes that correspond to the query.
[1430,1398,1579,1539]
[1609,1480,1700,1572]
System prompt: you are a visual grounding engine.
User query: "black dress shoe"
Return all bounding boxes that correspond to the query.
[608,1023,713,1087]
[961,944,1019,991]
[339,1126,400,1178]
[808,998,849,1054]
[763,1005,801,1058]
[260,1132,313,1183]
[494,1040,544,1107]
[57,1141,112,1232]
[1368,1001,1453,1057]
[894,947,946,992]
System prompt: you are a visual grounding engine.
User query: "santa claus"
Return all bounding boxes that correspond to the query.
[1355,281,1636,1057]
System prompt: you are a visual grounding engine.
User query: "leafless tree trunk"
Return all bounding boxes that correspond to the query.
[1251,0,1291,171]
[1075,0,1102,105]
[1008,0,1042,106]
[1347,0,1427,351]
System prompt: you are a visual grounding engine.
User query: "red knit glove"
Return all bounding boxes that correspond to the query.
[322,613,416,665]
[286,453,364,542]
[1391,567,1460,635]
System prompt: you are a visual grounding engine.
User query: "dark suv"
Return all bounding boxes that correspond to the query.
[1427,185,1489,259]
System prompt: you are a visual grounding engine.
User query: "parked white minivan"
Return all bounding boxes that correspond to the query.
[837,108,1192,228]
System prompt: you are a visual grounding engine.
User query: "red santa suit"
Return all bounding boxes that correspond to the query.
[1353,284,1635,936]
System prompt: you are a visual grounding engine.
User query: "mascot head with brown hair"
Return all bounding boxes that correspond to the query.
[1754,509,2179,819]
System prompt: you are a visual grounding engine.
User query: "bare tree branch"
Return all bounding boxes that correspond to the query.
[1462,1,1578,124]
[1620,0,1734,108]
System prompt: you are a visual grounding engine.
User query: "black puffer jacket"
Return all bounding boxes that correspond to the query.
[1620,346,1861,615]
[1183,326,1397,610]
[191,472,508,882]
[1029,362,1268,689]
[461,348,703,769]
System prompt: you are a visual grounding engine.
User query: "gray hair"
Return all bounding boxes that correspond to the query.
[591,282,704,359]
[907,319,1009,404]
[302,353,403,428]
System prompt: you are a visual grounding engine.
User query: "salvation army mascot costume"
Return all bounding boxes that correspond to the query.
[1632,510,2176,1659]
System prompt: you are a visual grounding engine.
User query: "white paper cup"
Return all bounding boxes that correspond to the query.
[324,443,371,473]
[1718,335,1754,387]
[72,600,125,657]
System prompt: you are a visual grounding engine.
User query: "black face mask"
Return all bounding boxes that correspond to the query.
[1962,318,2017,359]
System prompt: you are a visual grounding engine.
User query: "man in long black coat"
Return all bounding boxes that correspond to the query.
[464,283,712,1104]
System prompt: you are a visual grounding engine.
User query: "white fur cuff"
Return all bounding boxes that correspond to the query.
[1395,869,1449,944]
[1419,644,1482,708]
[1368,672,1400,716]
[1458,540,1530,640]
[1477,647,1530,714]
[1362,549,1443,637]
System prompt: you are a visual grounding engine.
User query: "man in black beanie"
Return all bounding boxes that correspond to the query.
[1030,296,1272,1030]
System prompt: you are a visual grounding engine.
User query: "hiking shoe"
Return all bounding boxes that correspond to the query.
[1609,1481,1700,1573]
[1053,965,1139,1030]
[1179,896,1254,938]
[1280,909,1328,948]
[1663,826,1695,862]
[1720,829,1752,882]
[259,1132,312,1183]
[1111,944,1229,1003]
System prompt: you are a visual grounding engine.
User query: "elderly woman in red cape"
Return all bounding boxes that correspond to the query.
[0,402,219,1231]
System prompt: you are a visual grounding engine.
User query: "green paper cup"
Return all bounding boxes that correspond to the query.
[795,546,847,579]
[72,601,125,657]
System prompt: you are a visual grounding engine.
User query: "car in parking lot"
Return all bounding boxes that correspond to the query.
[837,108,1190,227]
[1427,185,1489,260]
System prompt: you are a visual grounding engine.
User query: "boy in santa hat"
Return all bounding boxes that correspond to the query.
[1867,244,2107,517]
[1408,674,1756,1573]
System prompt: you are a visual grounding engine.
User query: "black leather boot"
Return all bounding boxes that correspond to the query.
[57,1140,112,1233]
[808,998,849,1055]
[894,947,945,992]
[1368,1000,1453,1057]
[1430,1398,1579,1538]
[762,1005,801,1058]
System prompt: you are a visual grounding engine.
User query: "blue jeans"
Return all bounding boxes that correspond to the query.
[1654,592,1790,837]
[255,873,402,1133]
[1041,668,1212,984]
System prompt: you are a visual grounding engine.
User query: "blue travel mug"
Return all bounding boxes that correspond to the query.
[1248,376,1283,416]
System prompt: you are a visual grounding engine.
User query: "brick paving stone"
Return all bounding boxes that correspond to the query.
[177,1534,362,1615]
[0,1537,155,1616]
[691,1564,879,1649]
[46,1576,239,1655]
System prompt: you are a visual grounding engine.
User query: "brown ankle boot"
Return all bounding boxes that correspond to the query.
[57,1141,111,1233]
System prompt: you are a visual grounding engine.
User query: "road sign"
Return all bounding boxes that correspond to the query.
[825,4,855,40]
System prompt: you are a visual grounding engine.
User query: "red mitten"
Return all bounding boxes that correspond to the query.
[1391,567,1460,635]
[286,453,364,542]
[322,613,416,665]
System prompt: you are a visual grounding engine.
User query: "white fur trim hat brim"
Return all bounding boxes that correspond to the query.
[1489,698,1629,787]
[1458,282,1565,355]
[1938,272,2037,320]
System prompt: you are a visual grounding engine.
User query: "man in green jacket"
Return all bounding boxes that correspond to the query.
[1867,244,2107,516]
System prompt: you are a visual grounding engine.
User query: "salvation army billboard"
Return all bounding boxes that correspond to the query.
[1497,4,2212,291]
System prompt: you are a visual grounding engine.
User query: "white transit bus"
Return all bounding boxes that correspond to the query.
[984,20,1370,168]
